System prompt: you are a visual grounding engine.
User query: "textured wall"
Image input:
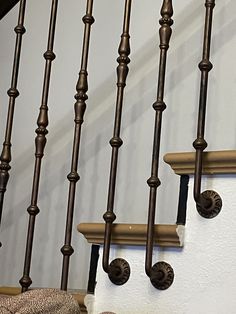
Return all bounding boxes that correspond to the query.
[91,176,236,313]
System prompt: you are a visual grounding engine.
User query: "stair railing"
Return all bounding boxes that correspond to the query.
[145,0,175,290]
[193,0,222,219]
[19,0,59,292]
[102,0,132,286]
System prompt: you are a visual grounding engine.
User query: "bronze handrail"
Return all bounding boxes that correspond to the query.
[0,0,26,244]
[102,0,132,286]
[145,0,174,290]
[19,0,58,292]
[60,0,94,291]
[193,0,222,219]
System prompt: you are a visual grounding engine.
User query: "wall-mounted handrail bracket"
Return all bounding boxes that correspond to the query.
[108,258,130,286]
[193,0,222,219]
[150,261,174,290]
[145,0,174,290]
[196,190,222,219]
[102,0,132,286]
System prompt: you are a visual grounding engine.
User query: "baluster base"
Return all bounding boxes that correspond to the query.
[108,258,130,285]
[197,190,222,219]
[150,261,174,290]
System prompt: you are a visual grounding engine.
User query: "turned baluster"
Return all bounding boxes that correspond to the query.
[193,0,222,219]
[60,0,94,291]
[19,0,58,292]
[0,0,26,239]
[102,0,132,286]
[145,0,174,290]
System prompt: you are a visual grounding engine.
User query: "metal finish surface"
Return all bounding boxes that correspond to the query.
[0,0,26,239]
[150,261,174,290]
[145,0,174,290]
[193,0,222,219]
[19,0,58,292]
[108,258,130,286]
[102,0,132,286]
[196,189,222,218]
[60,0,94,291]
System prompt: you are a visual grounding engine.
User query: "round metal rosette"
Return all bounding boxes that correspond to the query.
[150,261,174,290]
[108,258,131,285]
[197,190,222,219]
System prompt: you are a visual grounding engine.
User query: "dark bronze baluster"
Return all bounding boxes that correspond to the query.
[145,0,174,290]
[102,0,132,286]
[60,0,94,291]
[19,0,58,292]
[0,0,26,236]
[193,0,222,219]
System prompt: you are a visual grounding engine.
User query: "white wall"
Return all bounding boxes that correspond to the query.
[90,176,236,314]
[0,0,235,290]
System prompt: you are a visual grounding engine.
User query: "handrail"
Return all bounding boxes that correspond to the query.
[193,0,222,219]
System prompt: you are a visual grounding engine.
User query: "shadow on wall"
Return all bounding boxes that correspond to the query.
[0,0,235,289]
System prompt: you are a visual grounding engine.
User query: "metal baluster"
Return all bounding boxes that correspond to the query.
[145,0,174,290]
[102,0,132,286]
[19,0,58,292]
[0,0,26,239]
[60,0,94,291]
[193,0,222,219]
